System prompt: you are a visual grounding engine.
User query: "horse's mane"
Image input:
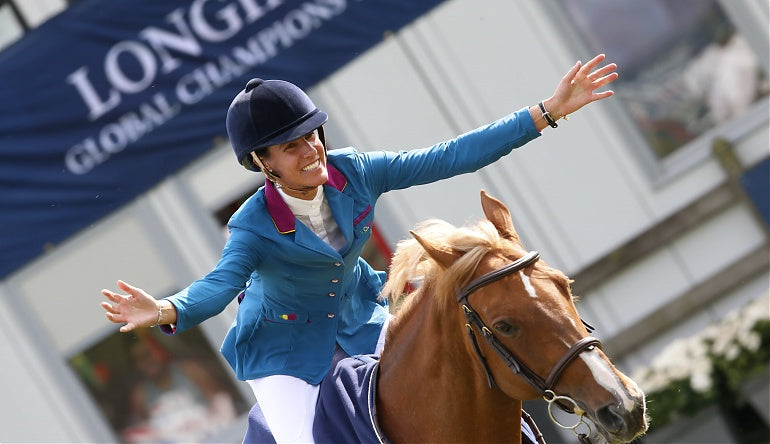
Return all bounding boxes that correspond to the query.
[380,218,520,315]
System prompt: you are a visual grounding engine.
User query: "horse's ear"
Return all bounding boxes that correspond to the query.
[480,190,520,241]
[410,230,461,269]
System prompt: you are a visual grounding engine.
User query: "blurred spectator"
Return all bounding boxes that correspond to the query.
[120,339,236,443]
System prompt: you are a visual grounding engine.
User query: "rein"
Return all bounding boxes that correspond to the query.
[456,251,601,443]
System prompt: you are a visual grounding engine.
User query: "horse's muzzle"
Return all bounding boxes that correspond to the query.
[593,393,648,443]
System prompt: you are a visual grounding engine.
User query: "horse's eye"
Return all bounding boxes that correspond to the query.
[493,321,518,336]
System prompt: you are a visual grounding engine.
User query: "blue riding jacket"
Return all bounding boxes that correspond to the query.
[163,107,539,384]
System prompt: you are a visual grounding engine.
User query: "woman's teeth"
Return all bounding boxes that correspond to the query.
[301,160,320,172]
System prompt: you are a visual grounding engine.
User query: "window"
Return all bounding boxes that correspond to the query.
[563,0,769,158]
[69,326,250,443]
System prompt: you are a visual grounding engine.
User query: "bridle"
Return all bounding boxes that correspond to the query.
[457,250,601,443]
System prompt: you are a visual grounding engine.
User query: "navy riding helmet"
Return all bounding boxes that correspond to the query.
[226,78,328,171]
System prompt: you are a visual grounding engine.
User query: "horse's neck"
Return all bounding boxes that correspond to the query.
[377,288,523,443]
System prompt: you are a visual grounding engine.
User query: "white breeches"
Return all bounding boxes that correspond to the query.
[246,315,391,443]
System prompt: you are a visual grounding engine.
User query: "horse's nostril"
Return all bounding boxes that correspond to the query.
[596,404,625,434]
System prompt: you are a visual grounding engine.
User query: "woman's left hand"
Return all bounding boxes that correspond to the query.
[544,53,618,120]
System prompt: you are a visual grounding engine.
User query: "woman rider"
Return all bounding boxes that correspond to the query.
[101,53,618,442]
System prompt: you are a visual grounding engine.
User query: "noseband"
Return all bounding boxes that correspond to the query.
[457,250,601,440]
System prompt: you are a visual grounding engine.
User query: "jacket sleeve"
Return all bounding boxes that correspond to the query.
[163,227,262,333]
[360,107,539,195]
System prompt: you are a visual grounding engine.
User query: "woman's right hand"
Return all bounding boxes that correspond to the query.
[101,280,160,332]
[544,53,618,120]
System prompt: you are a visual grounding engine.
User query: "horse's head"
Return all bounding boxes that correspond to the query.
[385,190,647,443]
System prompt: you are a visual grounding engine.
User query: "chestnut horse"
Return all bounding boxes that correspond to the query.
[372,191,647,443]
[245,190,647,443]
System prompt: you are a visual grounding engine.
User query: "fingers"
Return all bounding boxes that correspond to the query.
[579,56,618,99]
[102,300,126,324]
[546,54,616,118]
[588,62,617,79]
[101,301,120,315]
[581,53,607,74]
[562,59,582,82]
[592,90,615,102]
[102,282,133,330]
[577,54,616,85]
[593,72,619,89]
[103,306,135,332]
[101,288,122,303]
[102,280,158,332]
[104,310,124,323]
[117,279,139,296]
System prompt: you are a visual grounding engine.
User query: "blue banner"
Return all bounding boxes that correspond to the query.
[0,0,444,278]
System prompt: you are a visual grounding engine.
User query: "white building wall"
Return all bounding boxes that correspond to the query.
[0,286,91,442]
[0,0,767,441]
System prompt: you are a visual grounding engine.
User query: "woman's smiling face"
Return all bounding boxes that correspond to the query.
[255,129,328,199]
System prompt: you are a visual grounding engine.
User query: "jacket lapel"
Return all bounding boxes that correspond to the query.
[264,165,353,258]
[325,184,353,251]
[325,164,354,252]
[265,180,295,234]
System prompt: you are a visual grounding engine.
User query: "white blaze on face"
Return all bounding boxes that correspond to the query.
[580,349,638,412]
[519,271,538,298]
